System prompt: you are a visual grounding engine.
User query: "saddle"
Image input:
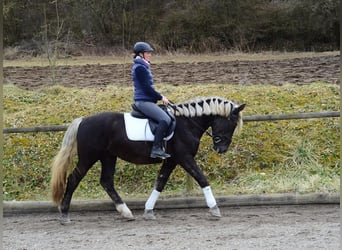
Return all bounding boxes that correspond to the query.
[123,104,176,141]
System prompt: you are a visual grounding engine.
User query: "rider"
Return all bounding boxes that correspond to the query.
[132,41,171,159]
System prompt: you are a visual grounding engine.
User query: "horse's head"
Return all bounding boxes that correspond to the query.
[172,96,246,153]
[211,104,246,153]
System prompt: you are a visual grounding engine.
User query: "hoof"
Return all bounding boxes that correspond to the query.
[59,214,73,225]
[143,209,156,220]
[122,211,135,221]
[208,205,221,220]
[116,203,135,220]
[124,216,136,221]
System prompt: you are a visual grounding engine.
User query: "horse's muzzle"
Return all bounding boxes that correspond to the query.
[214,145,229,154]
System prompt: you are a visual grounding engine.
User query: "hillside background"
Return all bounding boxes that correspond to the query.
[4,0,340,57]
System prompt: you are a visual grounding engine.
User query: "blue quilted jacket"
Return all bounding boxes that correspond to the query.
[132,57,162,103]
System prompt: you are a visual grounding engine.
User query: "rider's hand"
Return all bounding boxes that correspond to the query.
[162,95,169,105]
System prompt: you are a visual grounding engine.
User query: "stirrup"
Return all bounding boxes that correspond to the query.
[150,148,171,159]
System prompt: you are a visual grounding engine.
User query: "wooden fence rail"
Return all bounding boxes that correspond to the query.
[3,111,340,134]
[242,111,340,122]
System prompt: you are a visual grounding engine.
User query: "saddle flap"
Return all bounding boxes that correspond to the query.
[124,113,174,142]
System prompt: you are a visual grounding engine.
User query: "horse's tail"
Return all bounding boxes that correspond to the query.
[51,117,83,205]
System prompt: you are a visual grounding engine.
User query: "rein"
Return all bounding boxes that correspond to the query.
[167,102,213,138]
[188,118,213,138]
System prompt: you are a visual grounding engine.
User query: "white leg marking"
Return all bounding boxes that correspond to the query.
[116,203,134,219]
[202,186,217,208]
[145,189,160,210]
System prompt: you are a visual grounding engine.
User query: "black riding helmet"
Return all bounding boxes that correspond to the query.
[133,42,154,54]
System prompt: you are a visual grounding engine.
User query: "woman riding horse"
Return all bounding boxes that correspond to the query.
[132,41,171,159]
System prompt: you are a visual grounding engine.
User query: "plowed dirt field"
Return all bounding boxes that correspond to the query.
[4,53,340,89]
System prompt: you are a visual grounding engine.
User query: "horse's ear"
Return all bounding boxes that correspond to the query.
[233,103,246,114]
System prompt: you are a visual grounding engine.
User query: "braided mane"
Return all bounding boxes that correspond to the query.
[171,96,236,117]
[170,96,243,134]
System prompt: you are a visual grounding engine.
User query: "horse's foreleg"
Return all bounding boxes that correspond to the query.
[100,156,134,220]
[202,186,221,219]
[181,157,221,219]
[144,161,176,220]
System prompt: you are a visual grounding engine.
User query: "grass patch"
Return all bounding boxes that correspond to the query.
[3,82,340,201]
[223,140,340,195]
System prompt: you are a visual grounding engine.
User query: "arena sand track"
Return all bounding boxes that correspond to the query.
[3,205,340,250]
[3,54,340,89]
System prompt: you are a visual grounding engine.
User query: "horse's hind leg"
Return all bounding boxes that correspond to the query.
[59,159,95,224]
[100,156,134,220]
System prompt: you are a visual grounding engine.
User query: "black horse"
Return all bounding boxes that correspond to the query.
[51,96,245,224]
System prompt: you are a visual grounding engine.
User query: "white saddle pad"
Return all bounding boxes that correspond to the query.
[124,113,173,141]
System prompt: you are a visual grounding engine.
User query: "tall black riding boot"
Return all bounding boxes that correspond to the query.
[150,121,171,159]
